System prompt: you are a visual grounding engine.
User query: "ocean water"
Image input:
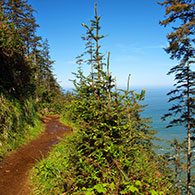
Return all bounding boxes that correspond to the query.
[142,88,195,192]
[139,87,186,147]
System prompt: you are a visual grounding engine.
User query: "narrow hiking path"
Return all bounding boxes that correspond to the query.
[0,115,71,195]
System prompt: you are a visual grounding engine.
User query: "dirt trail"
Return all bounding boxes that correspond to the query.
[0,115,71,195]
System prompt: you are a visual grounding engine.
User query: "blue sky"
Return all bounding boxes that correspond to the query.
[29,0,175,89]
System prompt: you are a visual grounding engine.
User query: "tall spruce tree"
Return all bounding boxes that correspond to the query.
[160,0,195,194]
[60,4,175,194]
[35,39,53,103]
[40,39,62,107]
[0,0,42,100]
[0,8,33,99]
[0,0,61,105]
[2,0,40,54]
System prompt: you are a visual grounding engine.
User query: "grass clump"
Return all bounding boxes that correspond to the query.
[30,119,78,194]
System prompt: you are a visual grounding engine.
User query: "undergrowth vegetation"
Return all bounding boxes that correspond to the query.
[0,94,43,159]
[30,120,78,194]
[30,5,176,194]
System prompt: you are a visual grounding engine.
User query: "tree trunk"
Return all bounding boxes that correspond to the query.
[187,66,191,195]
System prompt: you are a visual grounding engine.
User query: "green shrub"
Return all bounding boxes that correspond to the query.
[0,94,43,158]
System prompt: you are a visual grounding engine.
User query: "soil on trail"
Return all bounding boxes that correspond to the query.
[0,115,71,195]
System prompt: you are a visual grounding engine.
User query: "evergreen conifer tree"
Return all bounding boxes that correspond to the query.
[0,0,42,100]
[2,0,40,54]
[0,10,33,99]
[61,4,175,194]
[160,0,195,194]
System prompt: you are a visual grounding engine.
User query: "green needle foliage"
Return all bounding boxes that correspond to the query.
[58,4,175,194]
[160,0,195,194]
